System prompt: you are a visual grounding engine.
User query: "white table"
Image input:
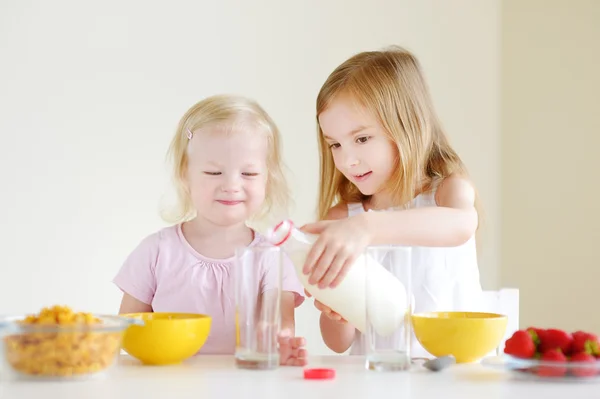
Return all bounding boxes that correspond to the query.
[0,355,598,398]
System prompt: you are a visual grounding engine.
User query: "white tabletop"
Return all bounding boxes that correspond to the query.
[0,355,598,398]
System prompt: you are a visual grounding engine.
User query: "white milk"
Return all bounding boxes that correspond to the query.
[266,220,409,336]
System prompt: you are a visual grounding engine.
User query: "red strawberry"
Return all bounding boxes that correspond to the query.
[539,329,573,355]
[537,349,567,377]
[569,352,597,377]
[504,330,536,359]
[526,327,543,346]
[572,331,600,356]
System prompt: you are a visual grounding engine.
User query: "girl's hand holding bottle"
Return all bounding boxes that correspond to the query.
[304,289,348,324]
[300,215,372,289]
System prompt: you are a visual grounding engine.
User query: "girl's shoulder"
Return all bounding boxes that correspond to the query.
[128,224,180,253]
[433,174,476,208]
[325,202,351,220]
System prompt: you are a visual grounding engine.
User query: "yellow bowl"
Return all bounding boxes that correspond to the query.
[120,313,211,365]
[411,311,508,363]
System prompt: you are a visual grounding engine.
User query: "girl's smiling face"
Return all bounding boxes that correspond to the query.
[319,95,398,207]
[185,126,268,226]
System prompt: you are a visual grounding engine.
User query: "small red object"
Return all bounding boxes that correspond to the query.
[303,368,336,380]
[272,220,293,246]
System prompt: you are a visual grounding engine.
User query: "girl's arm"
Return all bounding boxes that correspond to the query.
[119,293,153,314]
[113,233,159,313]
[310,203,358,353]
[301,175,478,289]
[365,174,478,247]
[318,310,356,353]
[279,291,308,366]
[281,292,297,335]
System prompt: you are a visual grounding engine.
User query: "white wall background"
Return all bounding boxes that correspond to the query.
[0,0,501,355]
[501,0,600,333]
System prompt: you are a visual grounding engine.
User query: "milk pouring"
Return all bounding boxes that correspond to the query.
[266,220,410,336]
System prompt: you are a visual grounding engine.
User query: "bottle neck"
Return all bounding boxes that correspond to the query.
[281,226,316,251]
[270,223,316,252]
[266,220,318,252]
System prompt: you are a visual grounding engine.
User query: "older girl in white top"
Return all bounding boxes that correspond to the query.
[300,46,483,356]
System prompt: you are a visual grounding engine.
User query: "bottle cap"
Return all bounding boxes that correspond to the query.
[266,219,294,246]
[303,368,336,380]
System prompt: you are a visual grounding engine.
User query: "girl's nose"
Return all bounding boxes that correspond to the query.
[348,159,361,167]
[221,175,241,192]
[344,154,361,168]
[339,149,360,169]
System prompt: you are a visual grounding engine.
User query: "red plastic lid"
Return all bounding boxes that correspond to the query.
[303,368,336,380]
[270,220,294,246]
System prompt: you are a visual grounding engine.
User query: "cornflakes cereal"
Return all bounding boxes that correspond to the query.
[3,305,123,378]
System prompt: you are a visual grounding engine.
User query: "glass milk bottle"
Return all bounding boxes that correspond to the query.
[265,220,410,336]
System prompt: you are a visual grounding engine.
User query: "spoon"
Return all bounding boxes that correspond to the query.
[420,355,456,371]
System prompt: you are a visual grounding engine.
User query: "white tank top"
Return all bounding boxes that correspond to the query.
[347,191,483,357]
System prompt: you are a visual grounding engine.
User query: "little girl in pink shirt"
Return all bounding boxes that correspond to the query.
[113,94,307,366]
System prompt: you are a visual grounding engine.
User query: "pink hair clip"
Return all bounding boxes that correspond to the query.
[186,128,193,140]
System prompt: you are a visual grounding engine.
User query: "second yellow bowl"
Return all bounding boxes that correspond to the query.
[120,312,211,365]
[411,311,507,363]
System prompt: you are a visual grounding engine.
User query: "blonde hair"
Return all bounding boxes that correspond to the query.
[316,45,482,225]
[161,94,290,228]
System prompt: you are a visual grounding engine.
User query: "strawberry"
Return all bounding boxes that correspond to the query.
[526,327,543,345]
[538,329,573,355]
[537,349,567,377]
[570,352,597,377]
[570,352,595,361]
[504,330,536,359]
[572,331,600,356]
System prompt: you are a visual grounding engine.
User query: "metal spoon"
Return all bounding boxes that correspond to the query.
[422,355,456,371]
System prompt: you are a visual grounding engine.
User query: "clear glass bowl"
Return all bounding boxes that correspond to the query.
[0,314,141,381]
[482,354,600,382]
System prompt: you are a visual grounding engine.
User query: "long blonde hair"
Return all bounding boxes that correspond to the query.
[161,94,290,228]
[316,46,482,225]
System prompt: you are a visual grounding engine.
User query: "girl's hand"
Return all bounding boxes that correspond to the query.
[304,289,347,324]
[300,215,372,289]
[278,329,307,366]
[255,323,307,366]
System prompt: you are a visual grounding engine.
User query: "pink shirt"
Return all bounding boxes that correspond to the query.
[113,224,305,354]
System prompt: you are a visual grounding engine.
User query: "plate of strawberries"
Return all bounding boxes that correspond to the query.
[482,328,600,381]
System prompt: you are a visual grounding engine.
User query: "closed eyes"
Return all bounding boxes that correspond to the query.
[203,171,260,177]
